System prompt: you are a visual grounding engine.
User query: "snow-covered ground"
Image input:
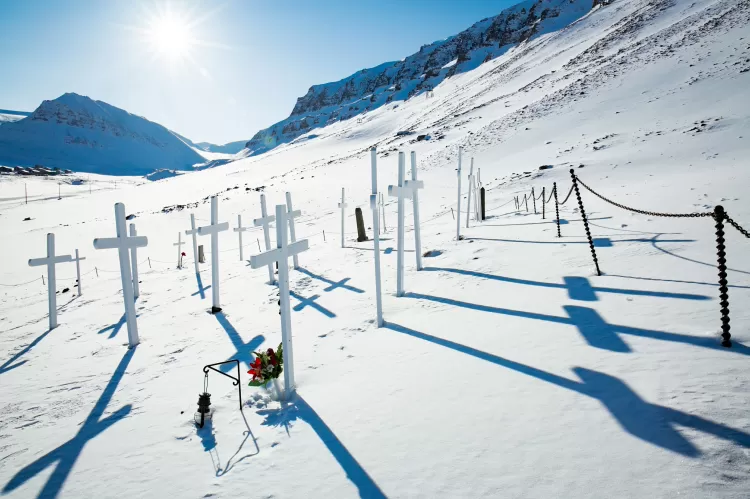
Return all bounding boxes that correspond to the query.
[1,0,750,497]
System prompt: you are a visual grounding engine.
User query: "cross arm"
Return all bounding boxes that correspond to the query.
[94,236,148,250]
[253,215,275,227]
[404,179,424,190]
[287,239,309,256]
[388,185,413,199]
[250,248,281,268]
[28,255,73,267]
[198,222,229,236]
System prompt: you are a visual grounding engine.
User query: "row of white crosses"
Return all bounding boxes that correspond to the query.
[27,203,147,345]
[466,158,481,227]
[388,151,424,296]
[456,146,483,237]
[28,235,89,331]
[364,147,425,326]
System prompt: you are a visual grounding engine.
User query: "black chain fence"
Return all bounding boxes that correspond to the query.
[558,184,575,205]
[566,170,749,349]
[574,175,712,219]
[725,215,750,239]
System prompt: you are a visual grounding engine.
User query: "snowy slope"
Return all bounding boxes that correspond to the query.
[1,0,750,498]
[244,0,595,155]
[0,94,208,176]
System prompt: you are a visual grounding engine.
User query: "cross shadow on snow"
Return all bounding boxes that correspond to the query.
[290,290,337,318]
[383,322,750,458]
[0,328,54,376]
[422,267,710,302]
[97,313,126,339]
[214,313,265,371]
[192,272,211,299]
[3,348,135,499]
[296,267,365,294]
[257,395,387,498]
[403,292,749,355]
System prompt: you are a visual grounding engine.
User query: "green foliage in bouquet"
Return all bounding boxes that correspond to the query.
[247,343,283,387]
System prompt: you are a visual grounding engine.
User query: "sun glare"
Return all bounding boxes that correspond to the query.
[145,12,194,61]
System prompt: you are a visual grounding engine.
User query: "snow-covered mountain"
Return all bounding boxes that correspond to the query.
[0,109,29,124]
[0,93,207,176]
[244,0,595,155]
[194,140,247,155]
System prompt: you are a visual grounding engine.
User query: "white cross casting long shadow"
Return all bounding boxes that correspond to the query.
[384,322,750,457]
[4,349,135,499]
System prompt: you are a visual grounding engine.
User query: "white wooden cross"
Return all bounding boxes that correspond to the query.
[250,205,309,399]
[28,233,72,330]
[174,232,184,268]
[370,148,384,326]
[471,160,481,222]
[388,152,411,297]
[338,187,348,248]
[129,224,141,299]
[379,192,387,233]
[407,151,424,271]
[234,214,249,261]
[473,175,480,221]
[253,193,276,285]
[285,192,302,269]
[93,202,148,348]
[73,249,86,296]
[198,196,229,314]
[466,158,474,228]
[185,213,200,274]
[456,146,463,241]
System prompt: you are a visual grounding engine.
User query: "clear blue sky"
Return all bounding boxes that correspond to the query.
[0,0,515,144]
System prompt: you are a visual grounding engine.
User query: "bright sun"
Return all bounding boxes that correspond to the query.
[145,12,194,61]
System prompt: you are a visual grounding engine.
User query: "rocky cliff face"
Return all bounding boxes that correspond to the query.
[245,0,594,155]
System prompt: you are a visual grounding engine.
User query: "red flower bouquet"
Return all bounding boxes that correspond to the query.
[247,343,283,387]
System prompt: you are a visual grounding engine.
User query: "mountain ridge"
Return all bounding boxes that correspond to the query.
[244,0,595,155]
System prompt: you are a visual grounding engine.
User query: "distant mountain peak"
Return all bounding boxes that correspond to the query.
[0,93,207,176]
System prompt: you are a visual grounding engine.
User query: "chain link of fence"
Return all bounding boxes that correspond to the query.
[574,175,713,218]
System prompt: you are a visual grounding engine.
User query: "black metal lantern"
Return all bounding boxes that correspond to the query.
[194,360,242,428]
[195,391,212,428]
